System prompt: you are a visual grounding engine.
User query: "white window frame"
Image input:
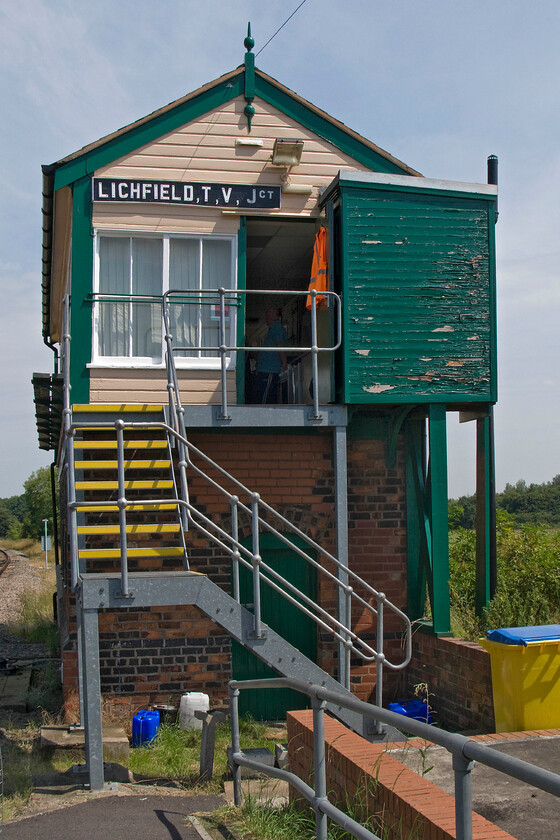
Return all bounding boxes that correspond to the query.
[91,230,237,370]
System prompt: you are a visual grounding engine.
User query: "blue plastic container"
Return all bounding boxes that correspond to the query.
[132,709,160,747]
[388,699,433,725]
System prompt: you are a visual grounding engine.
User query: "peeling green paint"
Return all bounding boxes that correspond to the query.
[328,184,497,404]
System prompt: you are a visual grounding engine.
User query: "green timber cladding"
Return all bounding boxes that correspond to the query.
[321,171,498,405]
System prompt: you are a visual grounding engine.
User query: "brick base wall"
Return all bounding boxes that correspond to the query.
[287,710,516,840]
[407,632,495,732]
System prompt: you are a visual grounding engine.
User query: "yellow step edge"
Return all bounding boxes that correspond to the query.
[74,460,171,470]
[73,404,164,413]
[75,504,178,512]
[75,480,174,490]
[78,547,185,559]
[74,440,168,450]
[77,524,181,535]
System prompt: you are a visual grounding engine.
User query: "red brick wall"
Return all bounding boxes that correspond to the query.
[407,632,495,732]
[59,427,408,715]
[287,710,515,840]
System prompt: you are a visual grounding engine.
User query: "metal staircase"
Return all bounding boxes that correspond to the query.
[59,295,412,790]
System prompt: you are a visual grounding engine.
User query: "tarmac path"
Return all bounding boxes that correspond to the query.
[1,792,225,840]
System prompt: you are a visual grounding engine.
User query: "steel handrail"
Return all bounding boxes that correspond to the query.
[229,677,560,840]
[64,289,410,707]
[161,287,342,419]
[66,416,411,686]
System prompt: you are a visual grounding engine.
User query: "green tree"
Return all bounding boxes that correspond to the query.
[0,503,19,538]
[22,467,57,540]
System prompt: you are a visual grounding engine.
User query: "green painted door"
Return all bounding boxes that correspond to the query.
[231,533,317,720]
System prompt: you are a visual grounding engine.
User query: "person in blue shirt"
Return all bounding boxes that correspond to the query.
[256,305,287,404]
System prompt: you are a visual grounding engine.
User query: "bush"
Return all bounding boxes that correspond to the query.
[449,515,560,639]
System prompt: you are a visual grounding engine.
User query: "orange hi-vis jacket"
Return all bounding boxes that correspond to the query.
[306,226,328,309]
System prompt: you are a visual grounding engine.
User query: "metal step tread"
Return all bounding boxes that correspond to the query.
[73,404,164,413]
[77,523,181,535]
[75,479,174,490]
[73,440,168,450]
[75,503,178,512]
[74,459,171,470]
[78,546,186,559]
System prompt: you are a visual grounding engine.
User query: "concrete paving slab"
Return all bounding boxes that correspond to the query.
[41,724,130,763]
[0,668,32,711]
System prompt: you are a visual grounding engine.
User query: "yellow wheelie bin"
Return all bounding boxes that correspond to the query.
[479,625,560,733]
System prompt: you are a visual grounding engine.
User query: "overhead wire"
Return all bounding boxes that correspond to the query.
[256,0,310,57]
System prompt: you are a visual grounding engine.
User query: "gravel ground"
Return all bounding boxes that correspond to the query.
[0,549,49,660]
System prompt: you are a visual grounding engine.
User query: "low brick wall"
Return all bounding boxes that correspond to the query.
[287,710,516,840]
[406,632,495,732]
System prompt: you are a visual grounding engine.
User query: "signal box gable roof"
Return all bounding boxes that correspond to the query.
[41,64,420,340]
[44,65,420,181]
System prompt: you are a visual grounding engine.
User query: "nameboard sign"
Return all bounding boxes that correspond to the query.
[93,178,281,209]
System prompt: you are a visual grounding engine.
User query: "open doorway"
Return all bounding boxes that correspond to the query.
[243,218,331,404]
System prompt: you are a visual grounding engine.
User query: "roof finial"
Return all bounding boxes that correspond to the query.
[244,21,255,52]
[243,22,256,131]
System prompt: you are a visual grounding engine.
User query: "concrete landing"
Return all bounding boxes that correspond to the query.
[40,724,130,763]
[0,665,32,710]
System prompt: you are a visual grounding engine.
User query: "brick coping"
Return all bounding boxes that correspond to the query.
[286,712,556,840]
[396,727,560,751]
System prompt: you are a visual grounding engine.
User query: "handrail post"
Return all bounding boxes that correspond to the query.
[251,493,263,638]
[218,287,231,421]
[67,422,79,590]
[115,419,129,597]
[453,753,474,840]
[309,291,321,420]
[312,696,329,840]
[231,496,240,602]
[162,294,179,433]
[344,586,352,692]
[374,593,385,735]
[229,683,243,806]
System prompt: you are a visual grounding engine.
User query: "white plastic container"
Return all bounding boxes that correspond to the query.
[179,692,210,730]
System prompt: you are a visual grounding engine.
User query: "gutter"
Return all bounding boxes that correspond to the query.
[41,163,59,371]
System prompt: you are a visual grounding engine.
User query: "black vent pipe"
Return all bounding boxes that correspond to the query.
[487,154,498,221]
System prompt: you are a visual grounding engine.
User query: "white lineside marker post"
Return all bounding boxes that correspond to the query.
[42,518,49,568]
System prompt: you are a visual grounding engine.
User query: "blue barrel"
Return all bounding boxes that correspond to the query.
[388,699,433,725]
[132,709,160,747]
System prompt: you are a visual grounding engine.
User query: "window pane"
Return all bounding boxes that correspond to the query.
[201,239,232,357]
[169,238,199,357]
[98,237,129,356]
[132,238,162,358]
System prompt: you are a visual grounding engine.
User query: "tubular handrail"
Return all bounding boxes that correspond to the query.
[66,416,412,684]
[229,677,560,840]
[91,287,342,420]
[63,290,410,711]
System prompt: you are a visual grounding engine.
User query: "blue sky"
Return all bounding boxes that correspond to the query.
[1,0,559,498]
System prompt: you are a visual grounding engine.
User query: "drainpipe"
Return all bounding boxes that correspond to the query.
[486,154,498,598]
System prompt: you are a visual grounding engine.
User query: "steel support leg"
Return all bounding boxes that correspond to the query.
[81,606,104,791]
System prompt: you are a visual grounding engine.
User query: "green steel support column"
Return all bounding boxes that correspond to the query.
[405,418,428,620]
[475,411,495,614]
[69,177,93,405]
[428,404,450,634]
